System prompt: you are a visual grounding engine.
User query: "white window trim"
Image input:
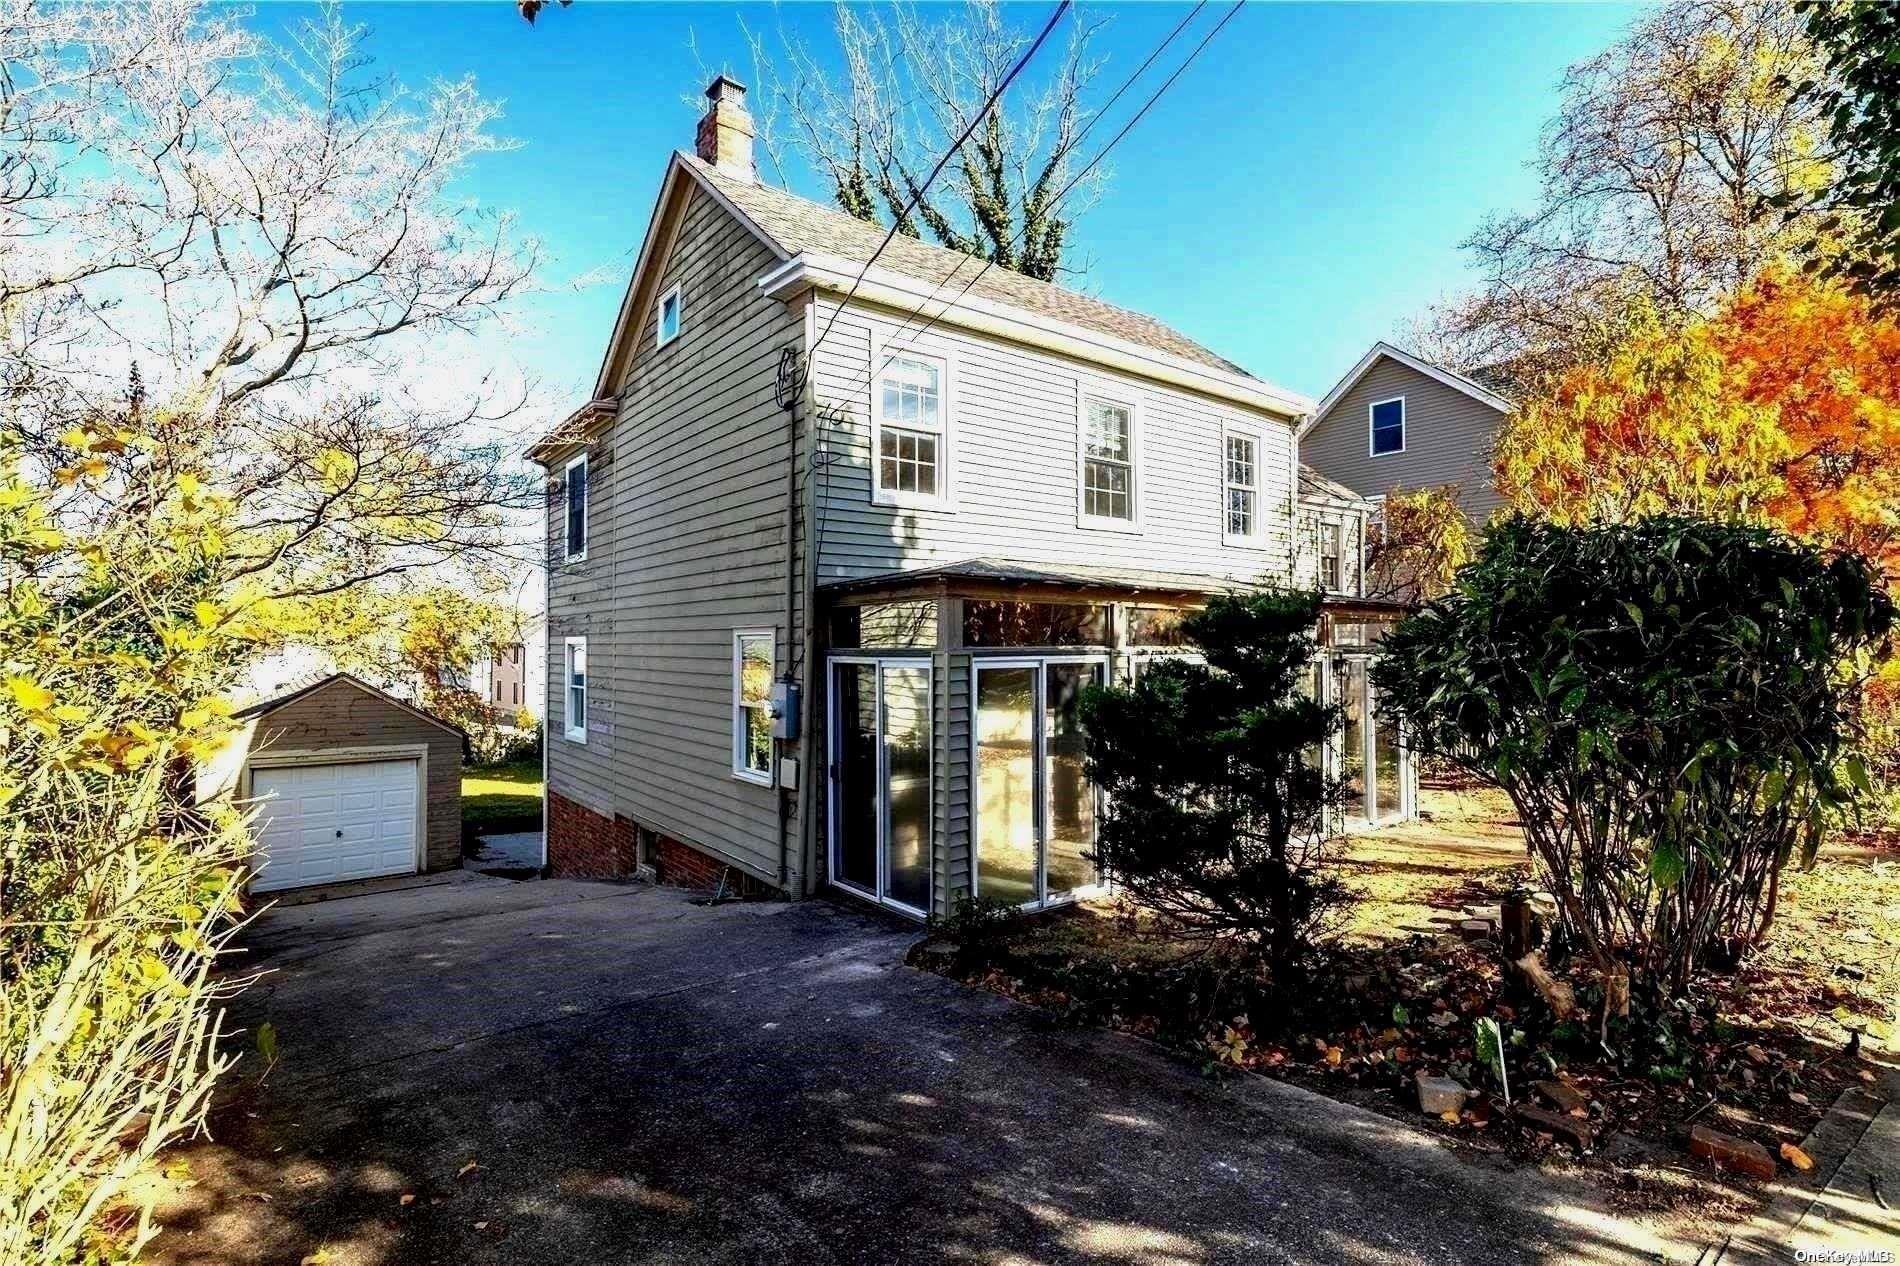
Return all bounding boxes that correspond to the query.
[656,282,683,349]
[731,629,776,787]
[562,636,588,743]
[869,337,955,511]
[562,453,588,563]
[1075,382,1142,533]
[1369,395,1406,457]
[1220,421,1266,548]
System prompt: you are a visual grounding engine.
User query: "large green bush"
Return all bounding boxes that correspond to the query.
[1374,516,1893,1000]
[1081,590,1344,974]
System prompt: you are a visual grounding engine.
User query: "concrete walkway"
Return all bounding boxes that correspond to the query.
[467,830,542,873]
[148,880,1682,1266]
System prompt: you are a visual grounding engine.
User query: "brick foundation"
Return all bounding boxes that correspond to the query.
[547,790,777,897]
[546,791,638,878]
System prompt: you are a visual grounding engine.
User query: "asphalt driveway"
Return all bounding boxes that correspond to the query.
[147,876,1669,1266]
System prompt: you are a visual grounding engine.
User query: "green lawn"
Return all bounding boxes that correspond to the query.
[463,758,543,835]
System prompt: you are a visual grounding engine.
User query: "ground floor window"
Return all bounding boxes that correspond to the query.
[733,630,775,785]
[563,637,587,743]
[974,657,1106,909]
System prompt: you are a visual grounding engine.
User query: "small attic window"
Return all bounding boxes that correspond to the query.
[657,283,682,348]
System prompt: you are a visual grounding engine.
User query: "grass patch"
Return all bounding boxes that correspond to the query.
[463,758,542,836]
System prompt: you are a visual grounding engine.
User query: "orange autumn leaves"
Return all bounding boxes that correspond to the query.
[1495,269,1900,581]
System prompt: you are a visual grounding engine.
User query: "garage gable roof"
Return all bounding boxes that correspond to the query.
[235,673,465,738]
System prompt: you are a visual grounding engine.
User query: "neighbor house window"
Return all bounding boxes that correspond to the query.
[1223,427,1261,543]
[563,637,587,742]
[732,630,774,785]
[872,351,949,507]
[563,453,588,560]
[1370,397,1405,455]
[1080,395,1135,525]
[656,282,682,348]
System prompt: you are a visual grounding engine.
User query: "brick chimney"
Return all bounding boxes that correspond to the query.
[695,75,754,181]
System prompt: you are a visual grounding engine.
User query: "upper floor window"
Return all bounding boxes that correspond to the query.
[563,637,587,742]
[873,351,949,508]
[1223,427,1261,544]
[732,630,775,785]
[563,454,588,561]
[1370,397,1405,455]
[1320,520,1344,592]
[657,283,682,348]
[1080,395,1136,526]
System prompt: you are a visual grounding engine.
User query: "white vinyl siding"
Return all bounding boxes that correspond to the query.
[732,629,774,785]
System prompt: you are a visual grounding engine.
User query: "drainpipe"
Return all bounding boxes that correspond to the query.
[775,342,801,892]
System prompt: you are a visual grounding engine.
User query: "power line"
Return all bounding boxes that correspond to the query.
[800,0,1074,382]
[825,0,1247,416]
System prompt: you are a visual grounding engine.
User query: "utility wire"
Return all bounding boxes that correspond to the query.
[823,0,1247,416]
[800,0,1074,383]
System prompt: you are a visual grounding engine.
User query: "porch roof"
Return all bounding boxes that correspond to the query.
[817,558,1268,602]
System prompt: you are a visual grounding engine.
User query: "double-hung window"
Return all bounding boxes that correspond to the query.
[563,454,588,561]
[563,637,587,743]
[872,350,949,507]
[1223,427,1261,544]
[656,282,682,348]
[1080,395,1136,526]
[1370,397,1405,456]
[1319,520,1344,592]
[732,630,775,784]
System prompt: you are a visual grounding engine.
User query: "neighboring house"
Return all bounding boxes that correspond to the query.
[197,673,466,894]
[464,641,532,720]
[525,76,1414,918]
[1298,341,1515,521]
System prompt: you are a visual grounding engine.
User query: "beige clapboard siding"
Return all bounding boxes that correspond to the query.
[806,297,1300,586]
[572,181,803,884]
[1300,355,1510,519]
[243,680,464,874]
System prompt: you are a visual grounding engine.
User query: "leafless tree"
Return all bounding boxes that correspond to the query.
[1419,0,1835,386]
[748,1,1109,282]
[0,0,544,595]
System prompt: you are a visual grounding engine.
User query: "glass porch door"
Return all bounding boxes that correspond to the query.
[1329,653,1405,826]
[830,659,932,914]
[974,659,1106,909]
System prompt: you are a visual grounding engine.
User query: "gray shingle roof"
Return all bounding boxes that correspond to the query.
[686,154,1253,378]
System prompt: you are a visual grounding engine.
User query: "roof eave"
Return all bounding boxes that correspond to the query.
[1297,341,1513,442]
[759,253,1314,424]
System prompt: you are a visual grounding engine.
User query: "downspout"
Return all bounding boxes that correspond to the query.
[792,297,823,898]
[775,338,802,892]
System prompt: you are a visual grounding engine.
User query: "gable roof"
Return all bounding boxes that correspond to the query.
[1298,463,1373,508]
[1297,341,1513,442]
[533,153,1308,463]
[235,672,466,739]
[686,154,1249,377]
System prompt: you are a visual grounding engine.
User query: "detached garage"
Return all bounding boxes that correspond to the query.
[199,674,466,893]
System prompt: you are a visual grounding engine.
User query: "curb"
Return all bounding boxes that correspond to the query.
[1721,1059,1898,1264]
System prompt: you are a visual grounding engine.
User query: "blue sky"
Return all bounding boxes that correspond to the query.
[248,1,1639,405]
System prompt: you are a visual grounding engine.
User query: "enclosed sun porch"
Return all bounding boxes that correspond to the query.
[815,561,1416,921]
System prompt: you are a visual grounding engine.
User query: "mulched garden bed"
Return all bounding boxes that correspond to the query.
[914,840,1896,1238]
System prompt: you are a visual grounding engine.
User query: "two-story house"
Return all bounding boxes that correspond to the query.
[526,78,1414,918]
[1298,341,1515,521]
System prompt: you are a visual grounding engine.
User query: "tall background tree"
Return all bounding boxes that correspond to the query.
[1797,0,1900,298]
[1420,0,1835,386]
[747,0,1107,282]
[1,4,542,1257]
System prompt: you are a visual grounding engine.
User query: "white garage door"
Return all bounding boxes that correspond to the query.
[250,759,420,893]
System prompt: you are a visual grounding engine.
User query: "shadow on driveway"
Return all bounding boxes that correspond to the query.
[145,878,1671,1265]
